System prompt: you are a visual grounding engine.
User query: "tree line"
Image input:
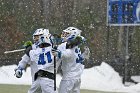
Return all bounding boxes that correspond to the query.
[0,0,140,75]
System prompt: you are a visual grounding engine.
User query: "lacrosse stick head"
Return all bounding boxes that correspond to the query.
[51,34,62,48]
[23,41,33,49]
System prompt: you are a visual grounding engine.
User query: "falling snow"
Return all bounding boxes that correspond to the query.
[0,0,140,89]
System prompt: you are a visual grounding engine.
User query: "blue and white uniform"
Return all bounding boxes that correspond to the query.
[16,28,60,93]
[28,46,59,93]
[58,42,84,93]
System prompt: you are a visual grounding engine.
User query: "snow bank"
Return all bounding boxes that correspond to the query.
[0,62,140,93]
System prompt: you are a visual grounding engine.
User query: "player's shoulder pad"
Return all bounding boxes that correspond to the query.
[25,46,32,57]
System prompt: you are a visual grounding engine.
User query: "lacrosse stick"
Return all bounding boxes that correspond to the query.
[4,41,32,54]
[51,34,62,91]
[4,49,25,54]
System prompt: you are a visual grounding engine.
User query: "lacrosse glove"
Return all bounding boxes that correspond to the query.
[52,48,61,58]
[14,67,23,78]
[66,36,85,49]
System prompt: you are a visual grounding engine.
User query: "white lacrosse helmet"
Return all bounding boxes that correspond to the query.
[33,28,51,43]
[33,28,44,42]
[61,27,82,41]
[38,34,51,46]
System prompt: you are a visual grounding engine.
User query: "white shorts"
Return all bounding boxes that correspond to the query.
[28,77,57,93]
[59,78,81,93]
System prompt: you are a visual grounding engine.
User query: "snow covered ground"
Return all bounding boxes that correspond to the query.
[0,62,140,93]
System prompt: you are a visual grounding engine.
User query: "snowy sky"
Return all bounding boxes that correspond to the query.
[0,62,140,93]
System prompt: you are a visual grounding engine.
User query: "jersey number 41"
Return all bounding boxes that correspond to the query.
[38,51,52,65]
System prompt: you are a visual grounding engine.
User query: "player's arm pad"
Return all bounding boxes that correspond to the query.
[25,46,32,57]
[66,36,82,49]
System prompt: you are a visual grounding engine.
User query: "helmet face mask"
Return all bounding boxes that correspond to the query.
[61,27,81,41]
[38,34,51,46]
[61,32,71,39]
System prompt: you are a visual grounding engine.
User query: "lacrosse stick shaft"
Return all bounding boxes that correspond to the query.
[54,56,56,91]
[4,49,25,54]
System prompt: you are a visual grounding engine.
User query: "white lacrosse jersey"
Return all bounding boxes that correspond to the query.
[58,42,84,80]
[29,46,61,81]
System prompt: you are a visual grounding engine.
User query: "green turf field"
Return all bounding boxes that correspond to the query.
[0,84,124,93]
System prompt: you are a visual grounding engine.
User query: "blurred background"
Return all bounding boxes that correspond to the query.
[0,0,140,79]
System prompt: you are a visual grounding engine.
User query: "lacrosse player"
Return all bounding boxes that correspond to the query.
[15,28,51,78]
[57,27,89,93]
[25,33,60,93]
[15,28,45,78]
[15,28,58,93]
